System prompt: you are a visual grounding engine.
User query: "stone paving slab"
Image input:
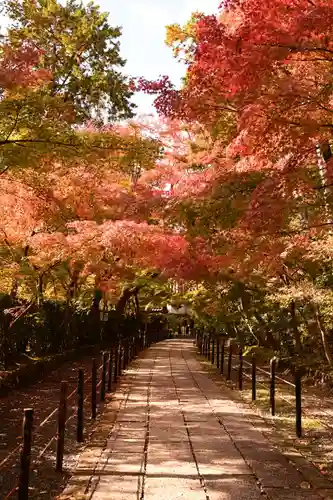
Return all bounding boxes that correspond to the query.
[58,339,333,500]
[205,477,264,500]
[144,478,205,500]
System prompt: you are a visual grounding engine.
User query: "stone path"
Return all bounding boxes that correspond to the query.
[59,339,333,500]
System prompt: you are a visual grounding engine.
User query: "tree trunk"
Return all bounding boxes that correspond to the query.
[253,312,279,350]
[290,300,301,354]
[10,278,19,301]
[133,291,141,319]
[314,304,333,365]
[240,311,260,344]
[36,274,44,306]
[91,288,102,313]
[116,287,139,315]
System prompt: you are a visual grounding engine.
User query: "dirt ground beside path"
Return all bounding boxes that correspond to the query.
[58,339,333,500]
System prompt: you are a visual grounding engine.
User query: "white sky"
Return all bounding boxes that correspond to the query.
[99,0,220,113]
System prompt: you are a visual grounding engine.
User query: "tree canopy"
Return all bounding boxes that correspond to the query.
[3,0,333,370]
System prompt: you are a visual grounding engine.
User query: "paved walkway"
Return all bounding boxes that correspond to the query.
[59,340,333,500]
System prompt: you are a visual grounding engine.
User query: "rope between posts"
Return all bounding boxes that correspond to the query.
[3,361,107,499]
[0,360,104,472]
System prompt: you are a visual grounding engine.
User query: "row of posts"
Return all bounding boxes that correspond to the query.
[197,334,302,439]
[18,329,163,499]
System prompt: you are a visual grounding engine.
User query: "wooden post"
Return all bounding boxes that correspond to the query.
[238,347,243,390]
[227,342,232,380]
[127,339,130,363]
[252,353,256,401]
[114,344,118,383]
[18,408,34,500]
[216,340,220,369]
[100,352,107,402]
[77,369,84,442]
[107,351,112,392]
[270,358,276,416]
[118,343,122,376]
[295,368,302,438]
[130,337,134,358]
[129,338,132,362]
[135,336,139,357]
[220,339,225,375]
[91,359,97,419]
[211,339,215,365]
[56,381,67,472]
[123,340,127,370]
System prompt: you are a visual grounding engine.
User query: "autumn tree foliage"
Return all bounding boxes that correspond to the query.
[134,0,333,367]
[0,0,185,348]
[5,0,333,372]
[4,0,135,122]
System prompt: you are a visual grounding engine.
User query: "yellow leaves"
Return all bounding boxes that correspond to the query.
[165,24,188,46]
[165,15,201,61]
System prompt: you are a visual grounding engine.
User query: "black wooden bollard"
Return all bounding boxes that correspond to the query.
[252,353,256,401]
[132,337,135,358]
[238,347,243,390]
[212,340,215,365]
[18,408,33,500]
[118,344,122,376]
[77,369,84,442]
[91,359,97,419]
[114,344,118,383]
[100,352,107,402]
[270,358,276,416]
[216,340,220,369]
[107,351,112,392]
[295,368,302,438]
[56,381,67,472]
[227,343,232,380]
[220,339,225,375]
[131,337,134,359]
[122,342,126,370]
[129,338,133,362]
[123,341,127,370]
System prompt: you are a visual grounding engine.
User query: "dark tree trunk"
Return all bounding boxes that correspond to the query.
[290,300,301,354]
[314,304,333,365]
[253,312,279,350]
[116,287,139,316]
